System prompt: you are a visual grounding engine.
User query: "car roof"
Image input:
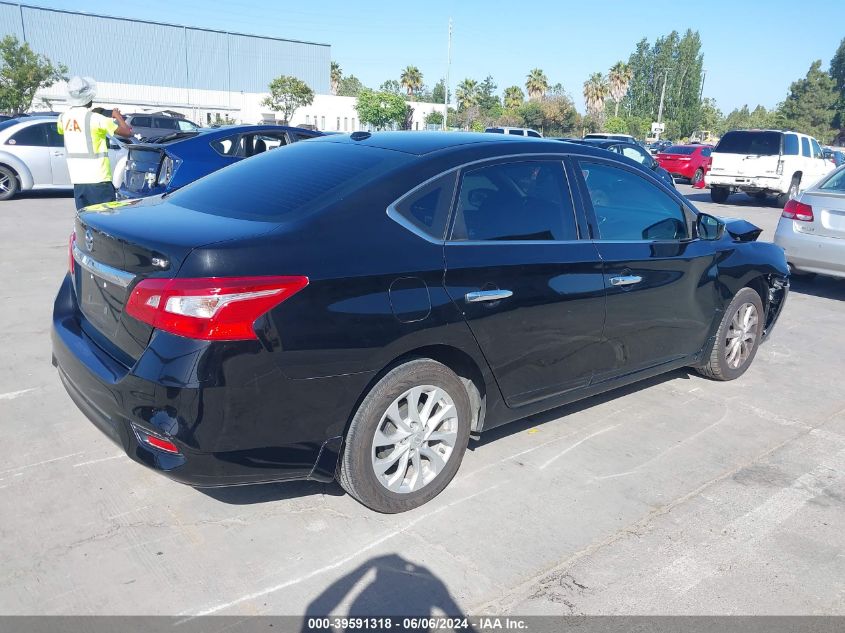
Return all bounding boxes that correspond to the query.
[309,131,554,155]
[561,138,634,148]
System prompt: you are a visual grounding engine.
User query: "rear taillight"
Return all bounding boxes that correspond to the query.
[68,231,76,274]
[158,155,176,186]
[125,275,309,341]
[782,200,814,222]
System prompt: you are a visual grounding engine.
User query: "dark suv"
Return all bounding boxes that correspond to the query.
[123,112,200,141]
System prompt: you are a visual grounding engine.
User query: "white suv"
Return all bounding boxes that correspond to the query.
[705,129,833,207]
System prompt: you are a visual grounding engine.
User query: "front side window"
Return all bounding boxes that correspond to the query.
[801,137,811,157]
[451,160,577,242]
[527,130,541,138]
[154,118,180,130]
[580,161,689,241]
[620,144,649,165]
[810,138,823,159]
[8,124,47,146]
[392,172,457,240]
[44,123,64,147]
[177,120,197,132]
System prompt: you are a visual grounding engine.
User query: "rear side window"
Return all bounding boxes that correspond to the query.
[715,131,781,155]
[7,124,47,146]
[506,129,525,136]
[664,146,696,155]
[819,168,845,192]
[210,134,239,156]
[169,140,413,221]
[487,128,504,134]
[783,134,799,155]
[154,118,180,130]
[580,161,688,241]
[801,137,811,157]
[451,160,577,242]
[130,116,151,128]
[392,172,457,240]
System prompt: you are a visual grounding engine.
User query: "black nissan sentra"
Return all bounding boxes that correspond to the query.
[52,132,789,513]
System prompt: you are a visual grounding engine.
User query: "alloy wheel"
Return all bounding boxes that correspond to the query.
[371,385,459,494]
[0,175,9,193]
[725,302,758,369]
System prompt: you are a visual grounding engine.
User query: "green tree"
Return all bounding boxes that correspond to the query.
[354,89,408,130]
[400,66,423,98]
[779,60,839,142]
[830,37,845,94]
[330,61,342,95]
[379,79,403,95]
[698,97,724,134]
[337,74,365,97]
[604,116,628,134]
[456,78,479,111]
[518,100,544,130]
[503,85,524,110]
[540,93,577,136]
[583,72,609,122]
[477,75,501,116]
[608,61,633,117]
[431,78,450,104]
[525,68,548,100]
[261,75,314,124]
[0,35,66,115]
[424,110,444,125]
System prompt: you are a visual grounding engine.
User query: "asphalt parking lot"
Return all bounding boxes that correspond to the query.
[1,184,844,617]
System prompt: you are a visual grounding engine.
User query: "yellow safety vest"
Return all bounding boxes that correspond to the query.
[57,107,118,184]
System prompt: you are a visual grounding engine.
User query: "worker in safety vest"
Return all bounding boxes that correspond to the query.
[57,76,132,209]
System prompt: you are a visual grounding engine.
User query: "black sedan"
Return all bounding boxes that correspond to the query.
[557,137,677,188]
[53,132,789,513]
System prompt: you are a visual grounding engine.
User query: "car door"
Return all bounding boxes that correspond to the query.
[5,123,52,185]
[44,121,71,185]
[810,137,831,183]
[442,157,609,408]
[574,158,720,381]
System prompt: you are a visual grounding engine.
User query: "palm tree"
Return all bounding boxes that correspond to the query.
[330,61,342,96]
[400,66,424,98]
[583,72,609,121]
[503,85,525,110]
[607,62,633,117]
[525,68,549,100]
[456,78,479,111]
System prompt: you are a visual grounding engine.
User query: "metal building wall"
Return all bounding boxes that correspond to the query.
[1,2,330,94]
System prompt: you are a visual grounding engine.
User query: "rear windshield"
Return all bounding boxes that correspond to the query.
[715,131,781,155]
[819,167,845,192]
[663,146,696,155]
[168,140,413,221]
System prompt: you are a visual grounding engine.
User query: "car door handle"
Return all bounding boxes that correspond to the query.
[465,289,513,303]
[52,151,64,156]
[609,275,643,287]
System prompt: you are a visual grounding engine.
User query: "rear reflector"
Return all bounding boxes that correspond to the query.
[68,231,76,274]
[125,275,309,341]
[144,434,180,454]
[782,200,814,222]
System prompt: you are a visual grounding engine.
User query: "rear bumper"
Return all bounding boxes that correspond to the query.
[52,274,365,487]
[774,219,845,279]
[705,173,787,193]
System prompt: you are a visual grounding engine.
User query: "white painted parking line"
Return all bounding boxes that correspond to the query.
[539,423,624,470]
[73,454,125,468]
[0,451,86,477]
[0,388,36,401]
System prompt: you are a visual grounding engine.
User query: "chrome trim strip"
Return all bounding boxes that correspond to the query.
[72,244,135,288]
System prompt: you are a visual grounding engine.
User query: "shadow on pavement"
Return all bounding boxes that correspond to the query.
[302,554,478,631]
[683,191,778,208]
[788,274,845,300]
[14,189,74,199]
[197,478,344,505]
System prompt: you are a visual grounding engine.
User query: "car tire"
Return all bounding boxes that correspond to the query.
[0,165,19,201]
[696,287,765,381]
[710,186,729,203]
[691,168,704,186]
[776,177,800,208]
[338,358,472,513]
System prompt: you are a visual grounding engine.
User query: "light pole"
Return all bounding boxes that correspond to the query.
[443,17,452,131]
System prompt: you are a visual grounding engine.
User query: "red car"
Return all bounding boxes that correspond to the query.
[656,144,712,185]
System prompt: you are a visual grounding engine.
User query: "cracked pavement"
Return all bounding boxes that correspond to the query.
[1,186,843,616]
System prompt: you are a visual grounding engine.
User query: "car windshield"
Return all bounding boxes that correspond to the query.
[169,140,413,221]
[715,131,781,155]
[818,167,845,192]
[663,146,696,155]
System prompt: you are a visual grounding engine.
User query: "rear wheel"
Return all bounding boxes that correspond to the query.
[691,168,704,185]
[710,186,729,203]
[776,177,800,208]
[338,359,471,513]
[696,287,764,381]
[0,166,19,201]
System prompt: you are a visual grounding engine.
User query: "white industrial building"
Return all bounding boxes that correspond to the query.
[1,2,443,131]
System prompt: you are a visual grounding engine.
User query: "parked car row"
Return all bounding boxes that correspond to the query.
[53,131,789,512]
[556,137,677,189]
[656,144,712,185]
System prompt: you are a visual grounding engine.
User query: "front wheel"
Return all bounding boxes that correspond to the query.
[696,287,764,381]
[710,186,729,203]
[338,359,472,513]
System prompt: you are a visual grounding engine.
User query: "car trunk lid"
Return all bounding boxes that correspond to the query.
[72,197,280,364]
[800,190,845,240]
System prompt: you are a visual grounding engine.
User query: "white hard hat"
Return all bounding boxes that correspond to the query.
[67,76,97,107]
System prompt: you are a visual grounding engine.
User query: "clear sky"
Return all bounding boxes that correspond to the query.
[25,0,845,114]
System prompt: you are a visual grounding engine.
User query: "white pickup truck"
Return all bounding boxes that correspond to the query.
[705,129,833,207]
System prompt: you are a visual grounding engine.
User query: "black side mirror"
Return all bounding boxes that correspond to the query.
[696,213,725,240]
